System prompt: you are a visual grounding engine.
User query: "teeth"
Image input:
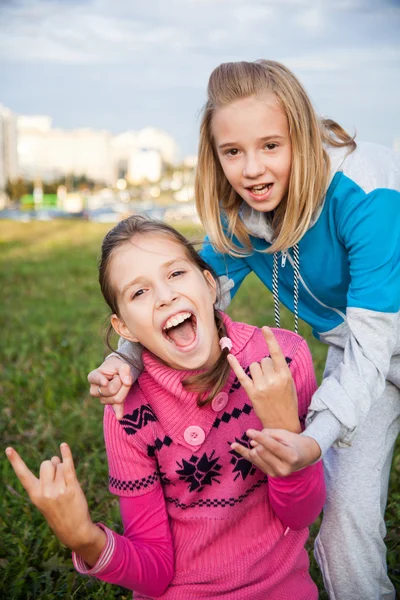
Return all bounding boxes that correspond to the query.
[163,312,192,330]
[250,183,272,194]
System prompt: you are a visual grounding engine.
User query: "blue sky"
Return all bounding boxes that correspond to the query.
[1,0,399,158]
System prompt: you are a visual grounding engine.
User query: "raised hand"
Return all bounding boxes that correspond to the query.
[5,443,106,565]
[231,428,322,477]
[88,356,132,420]
[227,327,301,433]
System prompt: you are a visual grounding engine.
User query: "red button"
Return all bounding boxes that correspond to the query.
[183,426,205,446]
[211,392,229,412]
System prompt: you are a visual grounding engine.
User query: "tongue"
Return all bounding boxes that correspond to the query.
[167,320,196,347]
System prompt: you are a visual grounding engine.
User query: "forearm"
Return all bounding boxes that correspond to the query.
[268,461,325,530]
[73,488,174,596]
[74,525,173,595]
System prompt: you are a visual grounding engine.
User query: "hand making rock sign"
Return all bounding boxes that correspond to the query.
[5,443,106,567]
[227,327,321,478]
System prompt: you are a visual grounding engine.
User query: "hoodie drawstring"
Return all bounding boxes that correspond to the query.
[272,244,300,334]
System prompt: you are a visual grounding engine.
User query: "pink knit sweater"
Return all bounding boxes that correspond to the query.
[74,314,325,599]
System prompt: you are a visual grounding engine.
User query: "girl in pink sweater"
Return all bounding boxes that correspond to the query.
[6,216,325,599]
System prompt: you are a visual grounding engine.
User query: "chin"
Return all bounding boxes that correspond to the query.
[165,345,213,371]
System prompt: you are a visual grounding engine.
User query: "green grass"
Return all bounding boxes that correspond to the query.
[1,220,399,599]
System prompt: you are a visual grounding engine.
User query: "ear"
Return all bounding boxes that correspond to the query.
[111,314,139,343]
[203,270,218,304]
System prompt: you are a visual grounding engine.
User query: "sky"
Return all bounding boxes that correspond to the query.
[1,0,399,158]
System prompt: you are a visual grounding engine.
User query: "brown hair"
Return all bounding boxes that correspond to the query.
[98,215,231,406]
[195,59,356,255]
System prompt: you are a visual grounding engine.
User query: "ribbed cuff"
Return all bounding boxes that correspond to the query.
[301,410,342,456]
[72,524,115,575]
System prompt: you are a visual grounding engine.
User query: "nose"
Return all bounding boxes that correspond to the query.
[242,153,266,179]
[155,282,178,309]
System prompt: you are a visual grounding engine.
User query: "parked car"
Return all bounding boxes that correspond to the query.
[86,206,125,223]
[0,209,35,222]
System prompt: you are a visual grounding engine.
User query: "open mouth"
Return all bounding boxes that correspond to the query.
[248,183,273,195]
[162,311,197,348]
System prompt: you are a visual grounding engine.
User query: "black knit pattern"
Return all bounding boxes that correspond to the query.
[109,471,159,492]
[166,477,267,510]
[212,402,252,429]
[120,404,157,436]
[147,435,173,457]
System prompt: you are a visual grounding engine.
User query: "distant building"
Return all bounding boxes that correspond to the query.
[17,115,180,186]
[18,117,114,184]
[0,104,18,194]
[128,148,162,184]
[111,128,179,184]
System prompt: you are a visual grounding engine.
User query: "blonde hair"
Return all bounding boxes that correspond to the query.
[195,60,356,254]
[98,215,231,407]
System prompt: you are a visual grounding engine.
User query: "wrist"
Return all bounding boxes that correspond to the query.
[304,436,322,465]
[72,522,107,567]
[260,418,301,434]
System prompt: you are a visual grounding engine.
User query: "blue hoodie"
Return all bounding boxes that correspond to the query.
[200,142,400,454]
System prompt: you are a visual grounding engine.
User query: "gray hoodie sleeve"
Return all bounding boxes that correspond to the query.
[302,309,400,455]
[107,338,143,382]
[302,185,400,455]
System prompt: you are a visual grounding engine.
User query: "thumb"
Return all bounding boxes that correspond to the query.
[118,362,132,386]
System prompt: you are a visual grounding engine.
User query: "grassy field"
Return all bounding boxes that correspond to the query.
[1,220,399,599]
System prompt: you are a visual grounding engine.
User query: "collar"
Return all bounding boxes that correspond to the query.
[138,312,255,449]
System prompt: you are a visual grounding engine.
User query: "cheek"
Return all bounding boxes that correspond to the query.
[218,156,236,180]
[222,164,240,187]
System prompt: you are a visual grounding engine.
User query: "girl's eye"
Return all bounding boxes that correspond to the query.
[170,270,185,278]
[132,289,145,299]
[265,143,277,150]
[225,148,240,156]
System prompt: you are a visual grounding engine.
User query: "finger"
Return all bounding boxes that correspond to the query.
[5,447,39,494]
[51,456,61,467]
[117,362,132,387]
[227,354,252,393]
[230,442,253,462]
[60,443,77,485]
[231,442,273,473]
[96,373,128,400]
[248,428,291,446]
[87,369,109,388]
[248,361,265,386]
[40,460,57,486]
[54,462,66,489]
[103,376,131,404]
[98,385,130,409]
[262,327,288,371]
[247,430,295,462]
[260,356,274,375]
[92,376,122,399]
[113,402,125,421]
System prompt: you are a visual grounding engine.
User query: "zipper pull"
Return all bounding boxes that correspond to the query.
[281,251,287,267]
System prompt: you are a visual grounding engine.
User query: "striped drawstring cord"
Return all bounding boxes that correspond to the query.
[272,244,300,334]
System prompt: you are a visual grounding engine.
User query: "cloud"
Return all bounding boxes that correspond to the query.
[0,0,399,154]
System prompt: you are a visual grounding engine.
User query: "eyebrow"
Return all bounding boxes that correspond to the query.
[217,135,286,150]
[120,258,190,296]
